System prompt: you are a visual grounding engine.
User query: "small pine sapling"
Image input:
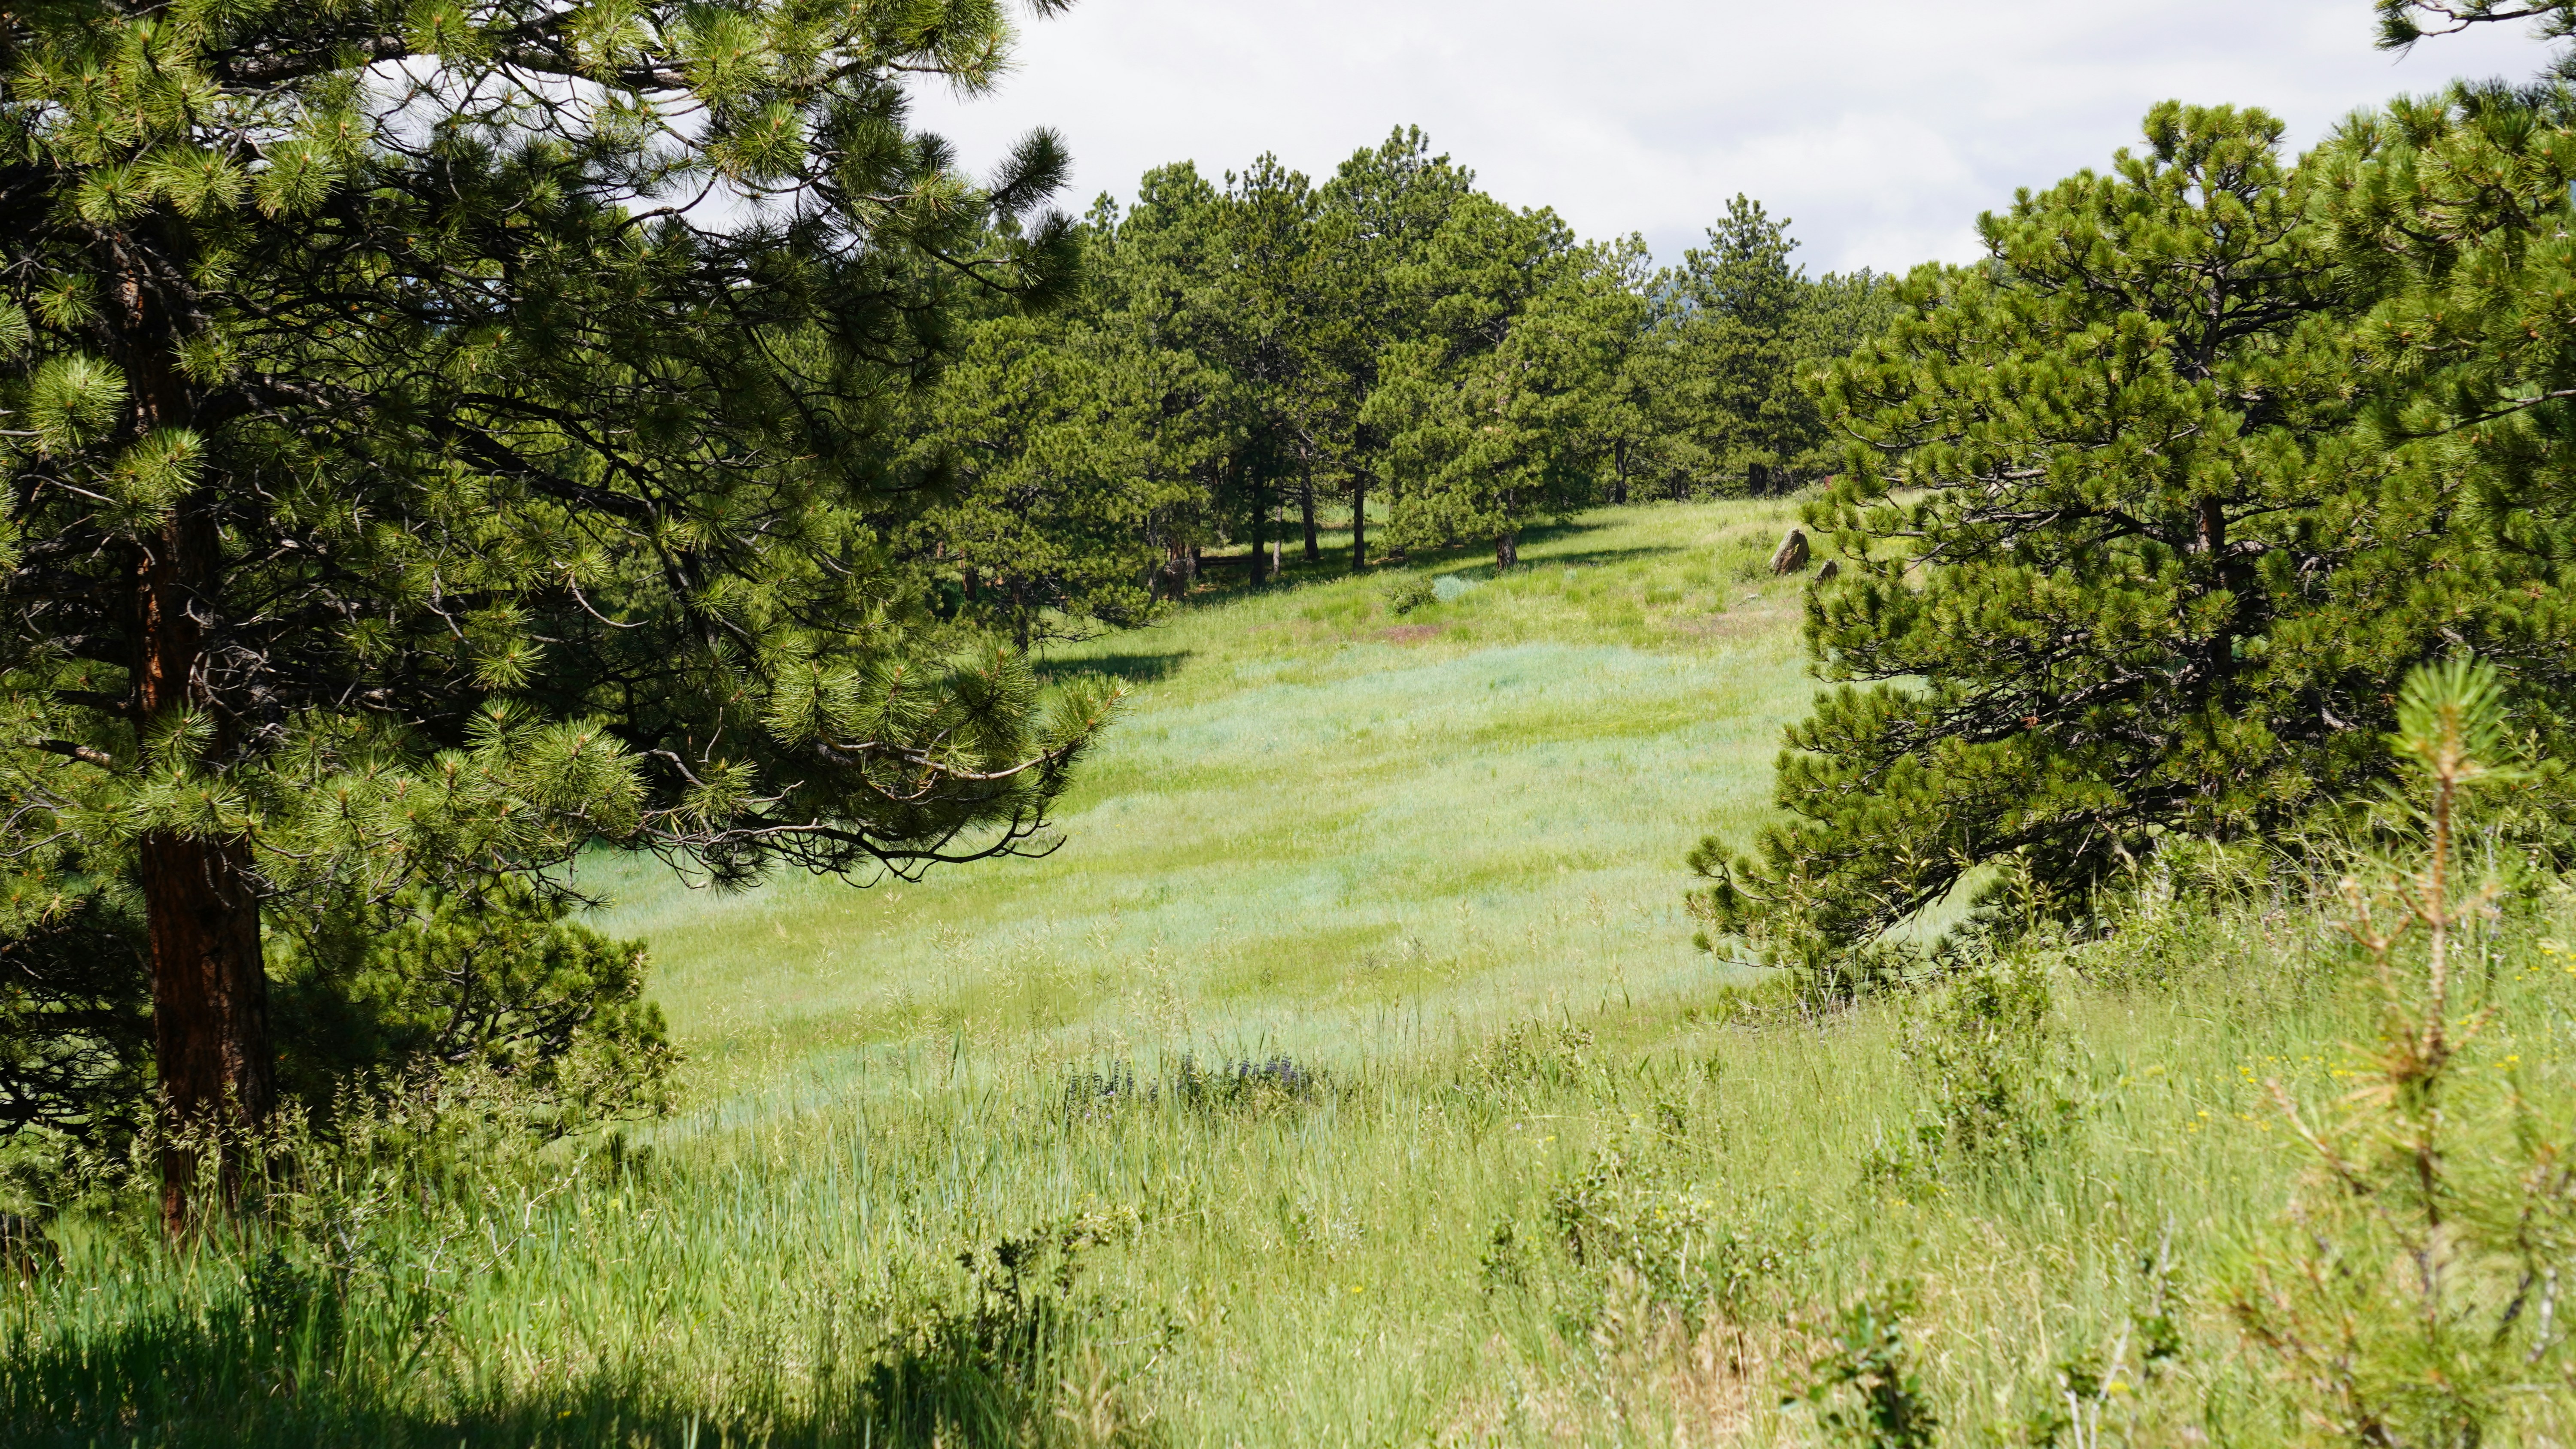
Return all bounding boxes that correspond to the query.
[2229,658,2576,1445]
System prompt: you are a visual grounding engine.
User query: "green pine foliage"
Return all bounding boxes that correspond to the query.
[1364,200,1622,568]
[2229,659,2576,1446]
[2376,0,2576,75]
[0,0,1115,1159]
[896,308,1194,652]
[1646,196,1831,496]
[2321,80,2576,715]
[1692,100,2575,985]
[881,128,1888,616]
[1615,198,1903,501]
[0,879,150,1142]
[268,877,673,1128]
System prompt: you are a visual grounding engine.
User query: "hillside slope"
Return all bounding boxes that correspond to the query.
[19,498,2576,1449]
[592,499,1817,1083]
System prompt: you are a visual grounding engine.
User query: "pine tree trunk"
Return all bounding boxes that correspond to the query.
[2192,494,2239,688]
[1494,531,1519,570]
[134,496,272,1232]
[139,831,271,1233]
[1249,472,1267,582]
[1350,479,1368,571]
[121,271,275,1234]
[1300,464,1319,564]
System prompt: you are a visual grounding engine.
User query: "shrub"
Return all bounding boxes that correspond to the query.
[1454,1020,1599,1102]
[1790,1284,1939,1449]
[1171,1055,1317,1112]
[856,1209,1157,1447]
[1547,1146,1815,1325]
[1380,576,1437,615]
[2010,1232,2186,1447]
[269,876,675,1133]
[1060,1056,1323,1122]
[1884,954,2081,1170]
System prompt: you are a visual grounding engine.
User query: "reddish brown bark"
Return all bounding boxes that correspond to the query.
[120,261,273,1233]
[140,831,272,1231]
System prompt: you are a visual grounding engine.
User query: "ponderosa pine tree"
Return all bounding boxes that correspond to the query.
[1076,162,1299,579]
[1075,175,1246,588]
[1364,192,1606,567]
[1797,268,1905,387]
[1184,155,1366,576]
[1367,224,1633,568]
[0,0,1111,1225]
[1692,104,2467,985]
[1319,128,1479,566]
[1611,200,1897,501]
[1077,149,1381,582]
[2321,31,2576,726]
[2376,0,2576,73]
[1663,196,1820,495]
[970,129,1616,588]
[896,304,1197,652]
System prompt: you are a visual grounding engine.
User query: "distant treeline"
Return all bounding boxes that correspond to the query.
[893,128,1899,649]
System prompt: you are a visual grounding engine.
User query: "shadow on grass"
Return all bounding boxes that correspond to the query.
[1033,649,1191,687]
[1187,515,1690,596]
[1505,542,1687,573]
[1363,543,1689,587]
[2,1278,1158,1449]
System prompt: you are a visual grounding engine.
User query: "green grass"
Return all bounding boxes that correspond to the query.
[9,500,2576,1447]
[589,500,1818,1086]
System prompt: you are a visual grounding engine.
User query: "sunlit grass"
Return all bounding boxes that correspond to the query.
[588,500,1817,1091]
[13,498,2576,1446]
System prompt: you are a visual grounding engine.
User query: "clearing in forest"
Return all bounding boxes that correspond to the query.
[593,498,1815,1096]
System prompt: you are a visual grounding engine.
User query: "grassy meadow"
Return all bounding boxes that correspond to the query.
[8,499,2576,1447]
[595,499,1814,1090]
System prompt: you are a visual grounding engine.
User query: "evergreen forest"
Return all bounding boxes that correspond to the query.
[5,0,2576,1443]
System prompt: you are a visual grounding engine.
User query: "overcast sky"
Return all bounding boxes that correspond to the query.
[905,0,2549,275]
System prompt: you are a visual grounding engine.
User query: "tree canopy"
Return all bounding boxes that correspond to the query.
[0,0,1114,1222]
[895,132,1885,606]
[1694,90,2576,989]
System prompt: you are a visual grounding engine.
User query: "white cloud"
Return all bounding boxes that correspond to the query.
[908,0,2548,274]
